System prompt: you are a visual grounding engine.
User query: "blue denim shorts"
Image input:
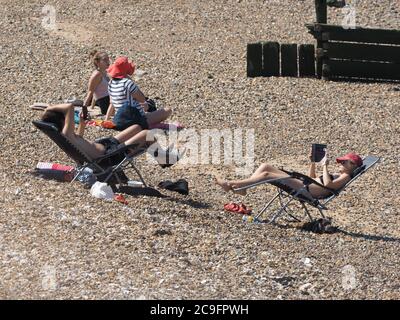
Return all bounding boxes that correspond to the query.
[113,101,149,131]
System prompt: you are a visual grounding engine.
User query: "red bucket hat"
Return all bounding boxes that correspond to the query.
[107,56,135,79]
[336,152,363,167]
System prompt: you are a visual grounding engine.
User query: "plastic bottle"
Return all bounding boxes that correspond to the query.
[77,168,96,187]
[242,215,261,224]
[242,215,254,223]
[127,180,143,187]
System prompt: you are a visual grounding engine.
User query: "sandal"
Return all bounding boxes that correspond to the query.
[114,194,128,205]
[224,202,252,215]
[238,203,252,215]
[224,202,240,212]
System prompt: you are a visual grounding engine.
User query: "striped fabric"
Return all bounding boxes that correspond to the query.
[108,78,139,111]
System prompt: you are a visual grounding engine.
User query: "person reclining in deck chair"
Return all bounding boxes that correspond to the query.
[41,103,182,166]
[216,151,363,198]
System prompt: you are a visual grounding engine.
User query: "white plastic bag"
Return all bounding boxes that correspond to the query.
[90,181,114,200]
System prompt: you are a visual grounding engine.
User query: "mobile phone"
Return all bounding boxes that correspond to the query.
[82,106,88,120]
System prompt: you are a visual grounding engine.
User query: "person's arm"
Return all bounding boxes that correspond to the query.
[76,111,86,136]
[45,103,75,136]
[322,162,332,186]
[105,104,115,120]
[83,71,102,108]
[322,169,350,190]
[127,79,148,112]
[308,153,317,178]
[320,154,349,189]
[309,163,317,178]
[132,90,148,111]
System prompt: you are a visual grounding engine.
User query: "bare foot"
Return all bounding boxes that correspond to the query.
[232,185,247,196]
[215,177,232,192]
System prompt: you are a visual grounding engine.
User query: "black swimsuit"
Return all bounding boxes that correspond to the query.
[304,174,335,194]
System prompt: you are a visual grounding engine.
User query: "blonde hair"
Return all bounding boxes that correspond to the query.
[89,50,108,69]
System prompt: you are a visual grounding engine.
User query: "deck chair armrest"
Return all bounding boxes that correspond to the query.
[280,169,339,196]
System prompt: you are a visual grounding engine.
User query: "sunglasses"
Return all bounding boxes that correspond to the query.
[339,159,355,165]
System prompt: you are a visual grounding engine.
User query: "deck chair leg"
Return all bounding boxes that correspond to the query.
[254,193,280,221]
[267,197,295,224]
[71,166,87,183]
[130,163,147,187]
[284,210,302,222]
[301,203,314,222]
[104,157,129,184]
[277,192,301,222]
[317,207,326,219]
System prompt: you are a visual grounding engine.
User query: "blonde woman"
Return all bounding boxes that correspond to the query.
[83,50,111,115]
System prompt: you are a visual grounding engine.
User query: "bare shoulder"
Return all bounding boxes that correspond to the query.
[90,70,102,79]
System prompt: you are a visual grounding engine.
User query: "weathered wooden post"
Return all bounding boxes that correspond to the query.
[247,43,263,77]
[315,0,327,78]
[262,42,280,77]
[299,44,316,77]
[281,44,298,77]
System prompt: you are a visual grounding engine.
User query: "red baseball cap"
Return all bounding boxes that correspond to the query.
[336,152,363,167]
[107,56,135,79]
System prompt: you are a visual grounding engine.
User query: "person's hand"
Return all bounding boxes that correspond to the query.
[79,111,88,123]
[140,101,149,112]
[309,152,315,163]
[320,152,329,166]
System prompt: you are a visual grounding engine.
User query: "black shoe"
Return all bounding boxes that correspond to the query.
[158,179,189,195]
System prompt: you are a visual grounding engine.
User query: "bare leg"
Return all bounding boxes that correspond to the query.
[114,124,142,143]
[145,108,172,125]
[123,130,150,148]
[216,163,288,195]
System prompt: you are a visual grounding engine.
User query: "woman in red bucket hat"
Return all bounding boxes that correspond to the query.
[105,56,172,131]
[216,150,363,199]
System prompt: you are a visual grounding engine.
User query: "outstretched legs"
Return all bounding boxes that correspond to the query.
[216,163,289,195]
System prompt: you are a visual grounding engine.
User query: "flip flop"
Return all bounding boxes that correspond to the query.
[224,202,252,215]
[238,203,252,215]
[114,194,128,205]
[224,202,240,213]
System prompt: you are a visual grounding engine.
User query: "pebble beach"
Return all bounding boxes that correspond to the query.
[0,0,399,299]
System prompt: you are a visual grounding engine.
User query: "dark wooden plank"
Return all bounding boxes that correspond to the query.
[316,40,323,78]
[313,1,327,78]
[323,42,400,63]
[262,42,280,77]
[247,43,262,77]
[306,23,400,45]
[299,44,316,77]
[281,44,298,77]
[314,0,327,23]
[324,59,400,80]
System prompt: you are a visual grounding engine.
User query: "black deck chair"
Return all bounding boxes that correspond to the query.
[32,120,149,188]
[233,156,380,223]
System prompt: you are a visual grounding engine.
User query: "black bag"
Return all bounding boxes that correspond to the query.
[146,97,157,112]
[301,218,337,234]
